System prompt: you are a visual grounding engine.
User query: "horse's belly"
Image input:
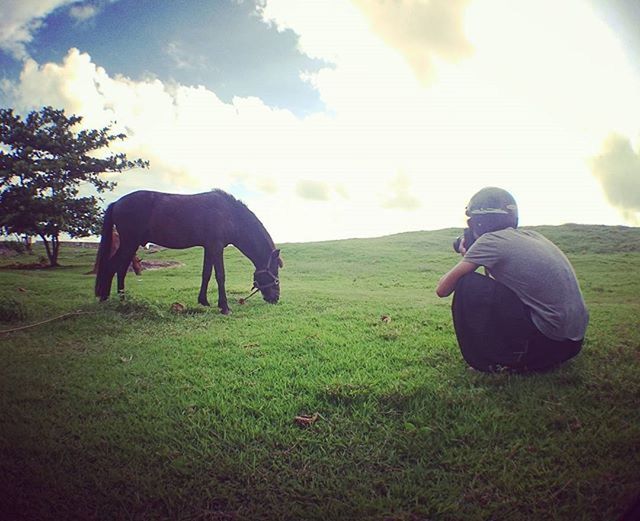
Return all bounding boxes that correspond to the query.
[146,233,201,250]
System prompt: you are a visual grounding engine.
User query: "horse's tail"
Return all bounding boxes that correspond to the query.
[95,204,115,298]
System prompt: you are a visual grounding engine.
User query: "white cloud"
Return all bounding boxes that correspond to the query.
[352,0,473,83]
[382,172,421,210]
[0,0,80,60]
[296,180,331,201]
[591,134,640,223]
[2,0,640,243]
[165,41,208,71]
[69,3,100,22]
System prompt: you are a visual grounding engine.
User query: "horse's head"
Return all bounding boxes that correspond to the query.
[253,249,283,304]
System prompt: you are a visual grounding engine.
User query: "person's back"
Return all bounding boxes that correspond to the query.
[464,227,589,341]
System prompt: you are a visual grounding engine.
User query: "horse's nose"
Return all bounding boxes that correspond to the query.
[264,291,279,304]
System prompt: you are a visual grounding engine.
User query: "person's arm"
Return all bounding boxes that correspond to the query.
[436,260,479,297]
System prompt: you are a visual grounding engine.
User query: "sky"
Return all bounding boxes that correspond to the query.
[1,0,639,244]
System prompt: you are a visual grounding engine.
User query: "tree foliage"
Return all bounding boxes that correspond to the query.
[0,106,148,266]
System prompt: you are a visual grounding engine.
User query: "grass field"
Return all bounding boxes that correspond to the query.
[1,224,639,520]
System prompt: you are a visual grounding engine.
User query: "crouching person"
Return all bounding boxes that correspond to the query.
[436,187,588,373]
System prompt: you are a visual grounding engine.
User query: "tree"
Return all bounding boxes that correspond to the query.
[0,106,148,266]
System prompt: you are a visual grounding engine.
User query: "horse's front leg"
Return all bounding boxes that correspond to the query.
[212,248,230,315]
[198,246,214,307]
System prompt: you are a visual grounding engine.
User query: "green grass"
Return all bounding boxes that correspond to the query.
[0,224,639,520]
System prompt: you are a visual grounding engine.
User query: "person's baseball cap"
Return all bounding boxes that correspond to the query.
[465,187,518,225]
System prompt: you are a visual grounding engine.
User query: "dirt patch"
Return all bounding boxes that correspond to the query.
[1,260,50,270]
[84,259,183,275]
[139,260,184,270]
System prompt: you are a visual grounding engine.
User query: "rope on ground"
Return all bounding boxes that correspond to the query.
[0,310,94,335]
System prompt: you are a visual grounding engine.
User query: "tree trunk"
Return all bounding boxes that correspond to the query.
[39,233,61,267]
[51,234,60,266]
[40,234,53,266]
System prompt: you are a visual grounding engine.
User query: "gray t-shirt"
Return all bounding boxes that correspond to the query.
[464,228,589,341]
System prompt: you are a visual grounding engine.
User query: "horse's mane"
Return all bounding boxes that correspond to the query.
[212,189,275,249]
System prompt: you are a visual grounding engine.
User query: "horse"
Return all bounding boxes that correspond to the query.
[95,190,282,314]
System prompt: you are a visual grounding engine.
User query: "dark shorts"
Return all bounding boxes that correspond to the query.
[452,272,582,373]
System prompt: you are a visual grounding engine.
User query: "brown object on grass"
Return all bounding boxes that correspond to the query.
[88,227,142,275]
[170,302,186,314]
[294,413,319,427]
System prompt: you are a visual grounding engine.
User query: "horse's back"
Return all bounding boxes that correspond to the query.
[112,190,233,249]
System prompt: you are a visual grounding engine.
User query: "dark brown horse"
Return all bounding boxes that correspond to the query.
[95,190,282,313]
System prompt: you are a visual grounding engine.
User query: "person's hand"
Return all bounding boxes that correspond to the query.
[458,237,467,256]
[436,260,479,297]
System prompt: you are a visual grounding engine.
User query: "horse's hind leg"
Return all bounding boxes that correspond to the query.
[98,254,118,301]
[112,242,139,299]
[99,268,116,301]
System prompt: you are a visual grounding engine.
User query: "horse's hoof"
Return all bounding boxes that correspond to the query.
[220,308,231,315]
[198,300,210,307]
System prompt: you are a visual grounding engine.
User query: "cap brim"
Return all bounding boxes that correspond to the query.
[466,208,510,216]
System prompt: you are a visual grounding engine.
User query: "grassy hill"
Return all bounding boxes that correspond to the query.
[0,224,639,520]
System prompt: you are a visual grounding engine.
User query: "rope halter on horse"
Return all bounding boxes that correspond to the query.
[238,250,280,304]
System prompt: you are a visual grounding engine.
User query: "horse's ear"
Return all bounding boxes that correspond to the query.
[272,249,284,268]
